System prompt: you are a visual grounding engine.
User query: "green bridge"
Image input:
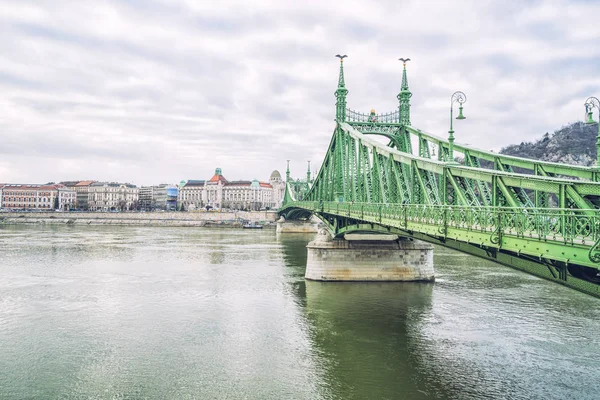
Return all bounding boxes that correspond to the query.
[279,56,600,298]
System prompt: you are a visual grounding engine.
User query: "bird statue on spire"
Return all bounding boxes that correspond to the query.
[399,57,411,66]
[335,54,348,62]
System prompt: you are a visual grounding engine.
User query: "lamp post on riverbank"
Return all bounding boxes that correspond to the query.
[584,96,600,166]
[448,91,467,163]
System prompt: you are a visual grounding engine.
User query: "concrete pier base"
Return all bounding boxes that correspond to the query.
[305,229,434,281]
[276,216,320,233]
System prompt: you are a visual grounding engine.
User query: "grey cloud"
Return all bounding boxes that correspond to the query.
[0,70,45,90]
[1,0,599,186]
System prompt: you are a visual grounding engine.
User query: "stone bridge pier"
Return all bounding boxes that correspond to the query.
[276,215,320,233]
[305,229,435,282]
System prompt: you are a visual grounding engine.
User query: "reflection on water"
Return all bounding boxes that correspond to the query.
[278,232,600,400]
[304,281,436,400]
[0,226,599,400]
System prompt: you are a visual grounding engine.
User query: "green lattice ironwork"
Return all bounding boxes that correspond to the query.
[280,57,600,298]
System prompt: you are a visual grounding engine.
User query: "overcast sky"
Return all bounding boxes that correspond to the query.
[1,0,599,185]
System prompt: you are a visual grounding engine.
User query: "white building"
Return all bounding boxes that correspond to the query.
[220,179,275,210]
[269,170,286,209]
[88,182,139,211]
[178,180,205,210]
[204,168,228,209]
[57,186,77,210]
[178,168,286,211]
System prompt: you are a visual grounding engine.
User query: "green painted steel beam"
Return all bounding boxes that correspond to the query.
[281,201,600,271]
[300,123,600,217]
[405,126,597,181]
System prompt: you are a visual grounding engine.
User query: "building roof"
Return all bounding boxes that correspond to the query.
[0,184,62,190]
[208,174,228,184]
[270,170,281,180]
[224,180,272,188]
[226,180,252,186]
[207,167,228,184]
[184,180,205,187]
[75,180,96,187]
[90,182,137,188]
[59,181,81,187]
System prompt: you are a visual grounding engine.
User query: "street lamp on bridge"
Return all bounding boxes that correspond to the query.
[448,91,467,162]
[584,96,600,166]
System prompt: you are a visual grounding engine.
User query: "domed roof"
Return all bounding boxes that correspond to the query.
[270,170,281,180]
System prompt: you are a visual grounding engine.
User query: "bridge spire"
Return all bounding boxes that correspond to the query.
[335,54,348,122]
[306,160,311,184]
[397,58,412,127]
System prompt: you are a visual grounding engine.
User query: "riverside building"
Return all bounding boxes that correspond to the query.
[179,168,286,211]
[87,182,139,211]
[178,180,205,210]
[139,184,178,211]
[0,183,76,210]
[60,180,96,209]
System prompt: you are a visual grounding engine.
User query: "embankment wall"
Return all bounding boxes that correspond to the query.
[0,211,278,227]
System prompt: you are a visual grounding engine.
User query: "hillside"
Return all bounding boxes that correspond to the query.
[499,121,597,166]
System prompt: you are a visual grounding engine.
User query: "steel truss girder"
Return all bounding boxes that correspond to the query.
[307,214,599,299]
[280,120,600,298]
[405,126,599,181]
[302,123,600,211]
[282,201,600,271]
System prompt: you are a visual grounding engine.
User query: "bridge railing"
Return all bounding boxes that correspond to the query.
[346,109,399,124]
[285,201,600,249]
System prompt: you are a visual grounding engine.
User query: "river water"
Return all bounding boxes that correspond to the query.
[0,225,598,399]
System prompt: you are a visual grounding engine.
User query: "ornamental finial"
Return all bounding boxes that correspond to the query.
[335,54,349,121]
[400,58,410,91]
[398,57,412,126]
[335,54,348,89]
